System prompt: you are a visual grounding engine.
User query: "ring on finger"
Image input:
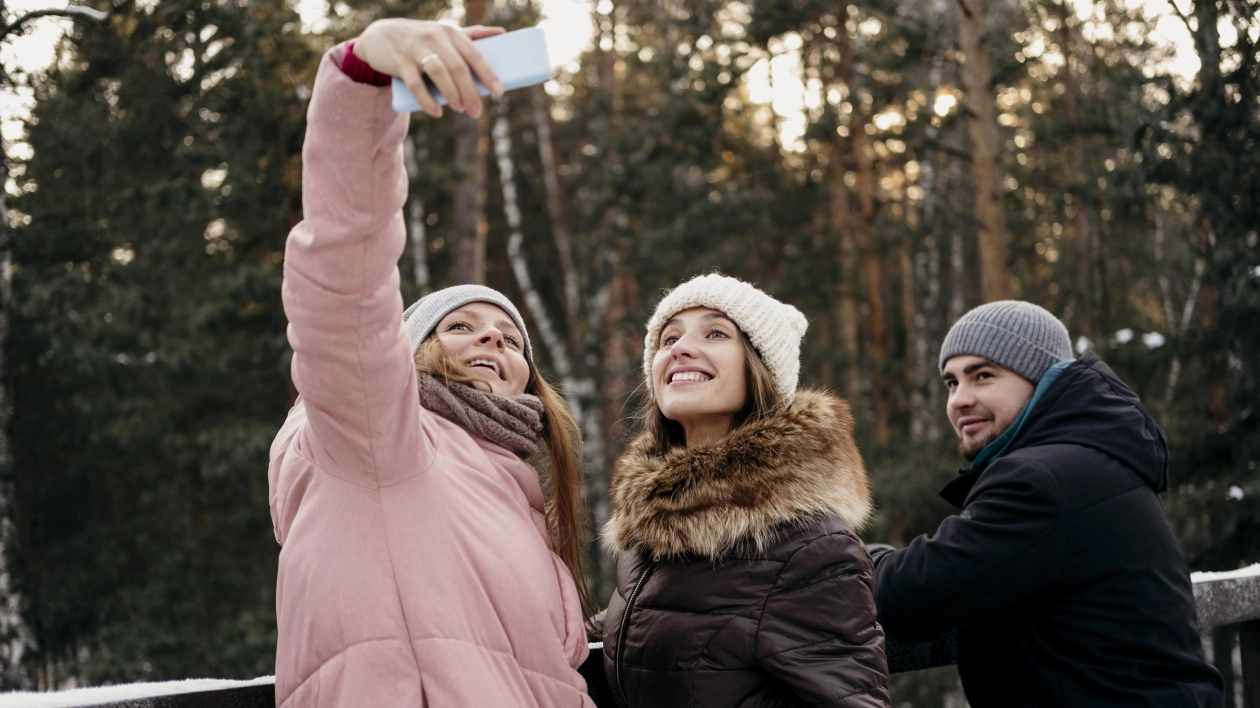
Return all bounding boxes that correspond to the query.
[420,53,440,67]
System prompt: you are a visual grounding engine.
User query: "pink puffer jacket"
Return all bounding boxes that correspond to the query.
[268,45,592,707]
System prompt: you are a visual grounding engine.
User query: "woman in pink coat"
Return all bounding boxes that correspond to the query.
[268,19,596,707]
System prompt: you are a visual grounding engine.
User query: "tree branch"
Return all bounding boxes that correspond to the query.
[1,5,110,43]
[1165,0,1194,36]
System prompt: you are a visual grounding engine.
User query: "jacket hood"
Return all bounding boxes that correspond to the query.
[984,351,1169,492]
[602,389,872,559]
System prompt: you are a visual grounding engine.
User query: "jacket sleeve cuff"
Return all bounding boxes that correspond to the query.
[341,42,392,86]
[866,543,897,569]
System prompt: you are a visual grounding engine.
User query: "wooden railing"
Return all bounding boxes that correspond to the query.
[5,566,1256,707]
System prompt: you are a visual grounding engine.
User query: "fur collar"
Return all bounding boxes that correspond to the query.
[602,389,872,560]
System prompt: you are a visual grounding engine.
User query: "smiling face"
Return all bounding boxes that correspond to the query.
[943,354,1036,460]
[434,302,531,396]
[651,307,748,447]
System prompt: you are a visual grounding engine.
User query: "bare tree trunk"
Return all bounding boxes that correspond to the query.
[1191,0,1223,106]
[949,153,969,323]
[911,55,945,441]
[767,45,785,166]
[453,0,489,285]
[913,242,944,441]
[532,88,581,337]
[452,116,488,285]
[604,0,625,121]
[835,5,891,443]
[828,137,862,403]
[594,271,634,595]
[899,235,917,421]
[403,135,432,293]
[0,142,36,690]
[956,0,1010,302]
[492,102,613,596]
[1163,231,1206,404]
[1155,215,1176,337]
[492,102,572,380]
[596,0,616,105]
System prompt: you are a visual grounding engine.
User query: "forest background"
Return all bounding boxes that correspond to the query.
[0,0,1255,703]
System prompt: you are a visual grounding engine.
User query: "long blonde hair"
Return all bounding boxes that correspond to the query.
[414,337,599,635]
[635,330,782,456]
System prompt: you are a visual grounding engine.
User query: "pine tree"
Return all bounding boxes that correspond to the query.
[9,0,315,683]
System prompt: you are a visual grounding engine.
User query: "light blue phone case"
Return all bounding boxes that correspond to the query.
[391,26,552,113]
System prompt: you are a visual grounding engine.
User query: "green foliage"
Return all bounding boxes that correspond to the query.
[3,0,1256,697]
[1133,1,1260,570]
[9,0,315,683]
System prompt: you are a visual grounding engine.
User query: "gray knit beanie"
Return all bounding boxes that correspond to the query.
[402,285,533,364]
[939,300,1073,383]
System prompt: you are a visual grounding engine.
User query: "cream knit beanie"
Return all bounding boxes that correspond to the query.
[643,273,809,404]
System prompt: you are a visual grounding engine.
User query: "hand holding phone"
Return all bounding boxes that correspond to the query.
[354,19,506,118]
[391,27,551,114]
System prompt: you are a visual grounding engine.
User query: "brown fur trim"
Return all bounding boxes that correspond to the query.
[602,389,872,559]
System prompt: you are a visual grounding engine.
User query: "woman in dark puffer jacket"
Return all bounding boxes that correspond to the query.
[601,273,890,708]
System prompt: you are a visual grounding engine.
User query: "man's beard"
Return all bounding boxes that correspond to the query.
[958,428,1001,462]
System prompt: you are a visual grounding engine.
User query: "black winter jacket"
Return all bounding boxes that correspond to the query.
[602,390,890,708]
[871,353,1223,707]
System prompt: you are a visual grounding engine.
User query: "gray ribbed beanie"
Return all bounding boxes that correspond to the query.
[402,285,533,364]
[939,300,1072,383]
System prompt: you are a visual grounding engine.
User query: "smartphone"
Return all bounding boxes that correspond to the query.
[391,26,552,112]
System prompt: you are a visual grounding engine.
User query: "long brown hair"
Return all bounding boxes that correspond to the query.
[635,329,782,456]
[414,337,600,636]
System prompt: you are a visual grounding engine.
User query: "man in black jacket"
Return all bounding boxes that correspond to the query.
[870,300,1223,707]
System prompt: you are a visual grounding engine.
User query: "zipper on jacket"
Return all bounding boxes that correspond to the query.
[614,562,655,706]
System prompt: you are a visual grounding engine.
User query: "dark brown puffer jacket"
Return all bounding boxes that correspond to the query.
[600,390,890,708]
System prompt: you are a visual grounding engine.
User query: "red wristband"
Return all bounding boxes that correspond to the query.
[342,42,391,86]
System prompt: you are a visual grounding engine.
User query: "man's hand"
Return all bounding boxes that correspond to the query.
[354,19,505,118]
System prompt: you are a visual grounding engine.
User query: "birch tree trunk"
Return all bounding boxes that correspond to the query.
[453,0,489,284]
[491,100,611,589]
[1162,225,1206,404]
[492,102,572,380]
[956,0,1010,302]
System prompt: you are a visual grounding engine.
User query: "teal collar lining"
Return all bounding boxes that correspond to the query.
[970,359,1074,470]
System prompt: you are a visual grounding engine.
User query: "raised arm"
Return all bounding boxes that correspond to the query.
[282,44,416,488]
[282,22,505,489]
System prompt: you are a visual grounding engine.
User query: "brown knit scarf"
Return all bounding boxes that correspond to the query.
[416,373,545,458]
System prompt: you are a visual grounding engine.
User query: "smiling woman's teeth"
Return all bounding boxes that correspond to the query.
[671,371,711,383]
[468,359,499,375]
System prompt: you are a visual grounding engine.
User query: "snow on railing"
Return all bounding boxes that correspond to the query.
[2,568,1257,708]
[1191,563,1260,630]
[0,676,274,708]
